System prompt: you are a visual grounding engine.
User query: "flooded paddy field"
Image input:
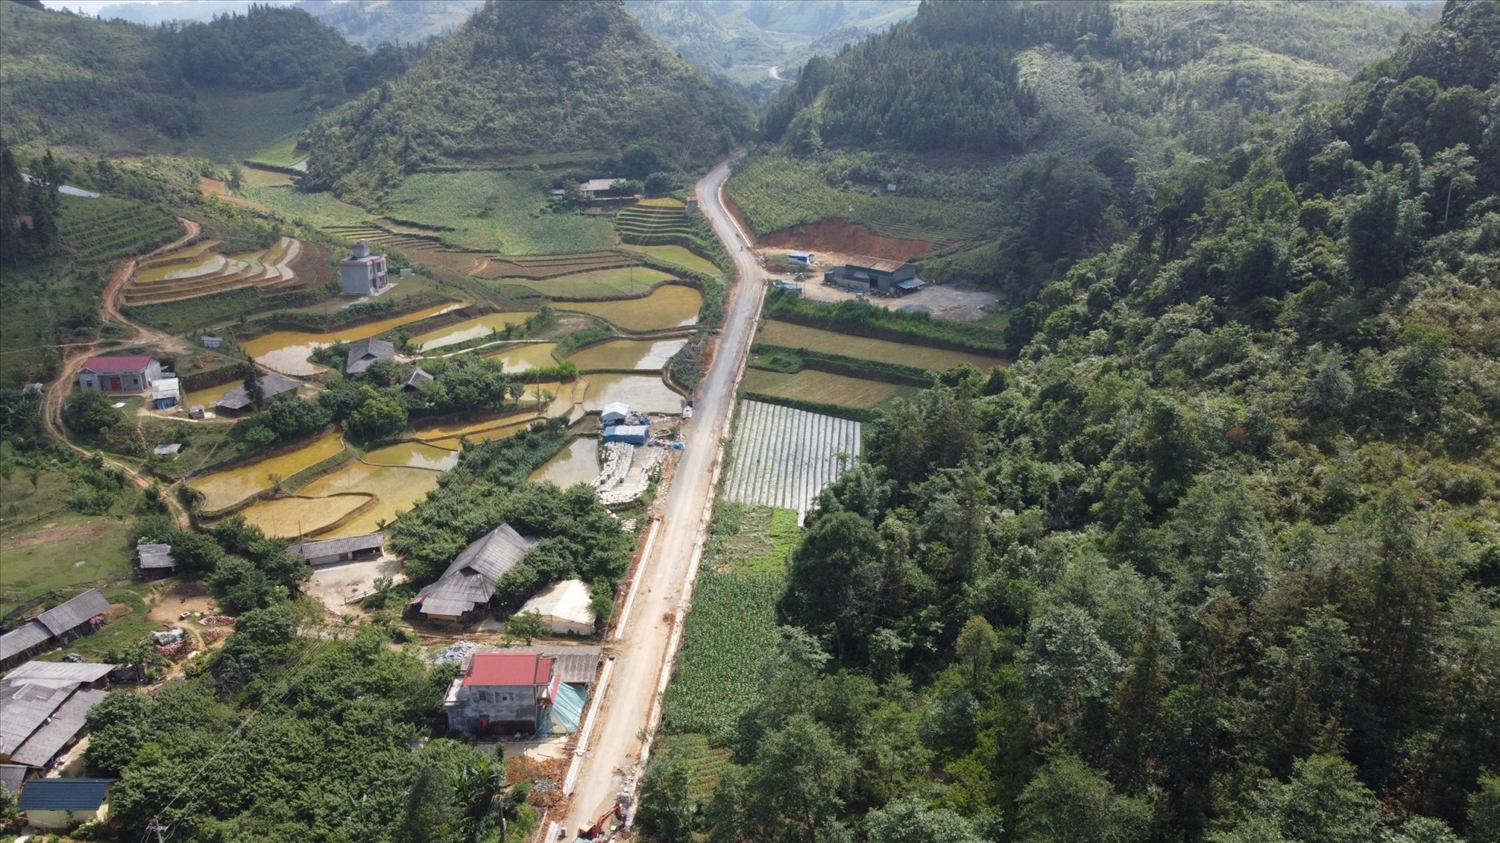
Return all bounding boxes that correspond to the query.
[485,342,559,372]
[243,302,464,376]
[582,373,683,414]
[363,442,460,471]
[297,462,443,538]
[411,311,536,352]
[567,338,686,371]
[529,437,600,488]
[181,379,241,410]
[560,285,701,331]
[188,432,345,512]
[234,494,371,538]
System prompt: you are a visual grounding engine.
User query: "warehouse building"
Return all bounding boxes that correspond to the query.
[823,257,924,295]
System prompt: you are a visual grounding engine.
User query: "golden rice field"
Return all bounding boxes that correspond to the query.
[566,338,686,371]
[755,320,1008,372]
[244,302,464,376]
[188,432,345,512]
[516,266,676,299]
[560,285,701,331]
[741,369,912,410]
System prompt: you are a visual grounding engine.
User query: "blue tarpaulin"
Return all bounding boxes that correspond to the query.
[549,682,587,735]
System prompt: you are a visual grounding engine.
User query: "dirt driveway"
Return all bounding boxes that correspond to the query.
[796,275,999,322]
[306,556,404,615]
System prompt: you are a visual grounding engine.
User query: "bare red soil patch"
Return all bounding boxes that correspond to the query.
[760,218,930,262]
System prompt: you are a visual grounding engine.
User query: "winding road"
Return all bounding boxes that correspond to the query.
[562,158,765,834]
[42,217,202,530]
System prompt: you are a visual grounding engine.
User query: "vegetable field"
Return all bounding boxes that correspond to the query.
[722,401,862,520]
[757,319,1008,372]
[661,569,785,742]
[741,369,911,410]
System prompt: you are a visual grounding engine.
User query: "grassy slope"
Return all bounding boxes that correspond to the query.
[0,470,136,615]
[382,171,616,253]
[191,89,314,164]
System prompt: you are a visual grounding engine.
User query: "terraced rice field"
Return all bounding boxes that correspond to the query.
[486,343,559,372]
[243,302,464,376]
[722,401,862,519]
[233,494,371,538]
[188,432,345,513]
[125,237,319,305]
[560,285,701,331]
[566,338,686,371]
[511,266,677,299]
[363,442,460,471]
[414,410,545,444]
[615,203,699,247]
[622,244,721,277]
[409,311,536,352]
[741,369,910,410]
[529,437,601,488]
[756,320,1009,372]
[473,251,639,280]
[583,374,683,414]
[298,463,443,538]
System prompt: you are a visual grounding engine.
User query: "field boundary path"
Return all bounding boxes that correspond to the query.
[562,157,766,835]
[42,217,202,531]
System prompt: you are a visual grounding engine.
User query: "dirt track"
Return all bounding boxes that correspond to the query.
[42,216,202,531]
[563,159,766,832]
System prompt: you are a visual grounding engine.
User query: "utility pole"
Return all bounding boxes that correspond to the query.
[147,820,171,843]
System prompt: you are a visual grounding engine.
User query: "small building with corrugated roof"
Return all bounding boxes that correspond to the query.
[16,777,114,829]
[288,532,384,567]
[346,337,396,375]
[215,373,303,414]
[136,542,176,579]
[0,590,112,669]
[408,524,537,624]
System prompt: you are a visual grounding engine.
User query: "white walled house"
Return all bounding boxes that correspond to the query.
[339,239,389,296]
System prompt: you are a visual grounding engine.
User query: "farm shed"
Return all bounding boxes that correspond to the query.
[151,377,180,409]
[153,443,182,456]
[1,661,115,769]
[603,425,649,445]
[346,337,396,375]
[136,542,176,578]
[444,652,559,737]
[578,178,626,199]
[600,402,631,425]
[517,579,596,636]
[0,590,111,669]
[823,257,917,294]
[215,373,304,413]
[288,532,384,567]
[16,778,114,830]
[403,367,434,392]
[788,251,814,266]
[76,355,162,395]
[408,524,538,624]
[339,239,389,297]
[201,335,223,349]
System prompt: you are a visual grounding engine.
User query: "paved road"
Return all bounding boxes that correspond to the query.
[563,159,764,834]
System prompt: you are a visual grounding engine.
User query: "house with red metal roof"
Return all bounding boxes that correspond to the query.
[443,652,559,737]
[76,355,163,395]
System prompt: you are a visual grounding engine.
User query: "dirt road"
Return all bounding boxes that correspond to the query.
[42,217,202,531]
[563,159,765,832]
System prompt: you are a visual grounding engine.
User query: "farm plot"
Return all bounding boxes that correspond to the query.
[509,266,676,299]
[559,285,701,331]
[660,569,786,742]
[741,369,911,410]
[722,401,861,521]
[473,251,639,280]
[383,171,616,253]
[622,244,721,278]
[124,237,314,305]
[57,196,182,264]
[757,320,1008,372]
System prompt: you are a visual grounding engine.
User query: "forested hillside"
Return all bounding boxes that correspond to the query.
[643,2,1500,842]
[739,0,1437,300]
[0,1,410,154]
[302,0,754,199]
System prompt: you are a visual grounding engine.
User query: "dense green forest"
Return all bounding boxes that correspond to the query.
[0,0,412,153]
[302,0,754,200]
[642,2,1500,842]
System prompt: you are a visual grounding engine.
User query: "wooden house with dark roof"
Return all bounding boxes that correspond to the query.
[408,525,537,624]
[346,337,396,375]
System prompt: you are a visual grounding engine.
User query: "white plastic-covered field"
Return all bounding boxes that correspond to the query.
[723,401,862,522]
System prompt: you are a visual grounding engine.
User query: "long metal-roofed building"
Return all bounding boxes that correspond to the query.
[288,533,384,567]
[823,256,924,295]
[0,589,111,669]
[0,661,116,770]
[346,337,396,374]
[136,542,176,579]
[214,373,303,413]
[408,524,538,624]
